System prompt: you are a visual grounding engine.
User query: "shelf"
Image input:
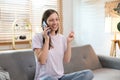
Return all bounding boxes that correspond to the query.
[0,39,31,45]
[14,39,31,43]
[14,29,31,32]
[12,18,32,50]
[0,40,12,45]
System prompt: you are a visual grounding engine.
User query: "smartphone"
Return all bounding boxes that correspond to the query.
[42,21,47,28]
[42,21,50,35]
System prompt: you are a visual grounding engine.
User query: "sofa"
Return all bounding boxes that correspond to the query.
[0,50,36,80]
[64,45,120,80]
[0,44,120,80]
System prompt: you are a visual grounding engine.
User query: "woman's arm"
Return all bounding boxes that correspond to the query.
[34,27,50,65]
[64,42,72,63]
[64,32,74,63]
[39,39,49,64]
[34,39,49,64]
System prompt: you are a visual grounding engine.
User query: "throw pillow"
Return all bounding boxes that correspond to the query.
[0,67,10,80]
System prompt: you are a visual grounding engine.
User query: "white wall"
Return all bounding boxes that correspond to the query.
[62,0,73,36]
[63,0,120,57]
[62,0,78,46]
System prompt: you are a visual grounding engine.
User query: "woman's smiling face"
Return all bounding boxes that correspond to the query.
[46,12,60,32]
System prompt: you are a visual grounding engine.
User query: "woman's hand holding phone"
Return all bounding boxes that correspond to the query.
[42,21,50,40]
[43,21,51,34]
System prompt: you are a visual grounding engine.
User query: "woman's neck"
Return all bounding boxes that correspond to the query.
[50,31,56,35]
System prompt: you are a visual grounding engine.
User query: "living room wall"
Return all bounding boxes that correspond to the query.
[63,0,120,57]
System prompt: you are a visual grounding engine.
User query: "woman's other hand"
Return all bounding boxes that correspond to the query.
[67,31,74,43]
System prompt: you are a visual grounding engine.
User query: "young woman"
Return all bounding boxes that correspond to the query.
[32,9,94,80]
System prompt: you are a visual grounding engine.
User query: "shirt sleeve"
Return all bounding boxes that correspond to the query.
[32,33,43,50]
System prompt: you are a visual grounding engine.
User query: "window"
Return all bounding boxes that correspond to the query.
[0,0,31,43]
[0,0,63,50]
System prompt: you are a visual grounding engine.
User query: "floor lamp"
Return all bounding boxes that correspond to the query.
[110,22,120,57]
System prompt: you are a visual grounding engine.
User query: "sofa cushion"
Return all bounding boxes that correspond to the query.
[93,68,120,80]
[64,45,102,73]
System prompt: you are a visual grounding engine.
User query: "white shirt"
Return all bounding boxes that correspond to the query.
[32,33,67,80]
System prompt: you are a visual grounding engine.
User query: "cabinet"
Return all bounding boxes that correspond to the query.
[12,18,32,49]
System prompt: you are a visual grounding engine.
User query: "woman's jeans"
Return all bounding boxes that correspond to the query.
[42,69,94,80]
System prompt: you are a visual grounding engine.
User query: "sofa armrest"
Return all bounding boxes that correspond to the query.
[98,55,120,70]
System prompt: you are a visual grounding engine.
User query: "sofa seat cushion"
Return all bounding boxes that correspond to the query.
[93,68,120,80]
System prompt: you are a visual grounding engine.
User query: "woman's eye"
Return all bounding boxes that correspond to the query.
[56,18,59,21]
[49,19,54,22]
[49,20,53,22]
[49,18,59,22]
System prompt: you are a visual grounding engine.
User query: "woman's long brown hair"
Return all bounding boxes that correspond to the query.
[41,9,59,49]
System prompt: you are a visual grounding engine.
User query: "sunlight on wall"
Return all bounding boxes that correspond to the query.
[105,17,112,33]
